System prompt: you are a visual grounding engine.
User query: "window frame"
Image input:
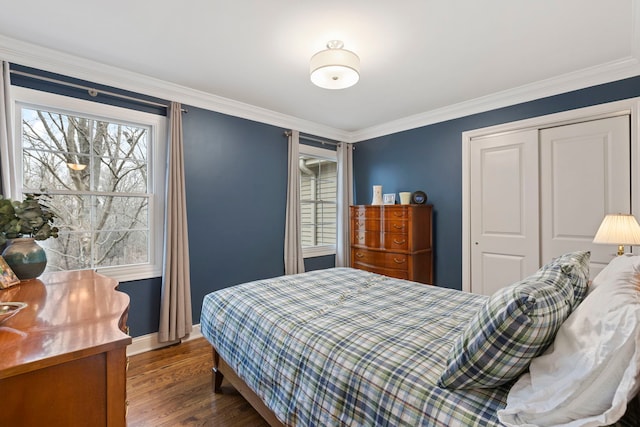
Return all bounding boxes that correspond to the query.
[298,143,337,258]
[9,86,167,282]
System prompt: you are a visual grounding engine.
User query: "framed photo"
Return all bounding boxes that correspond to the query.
[0,256,20,289]
[383,193,396,205]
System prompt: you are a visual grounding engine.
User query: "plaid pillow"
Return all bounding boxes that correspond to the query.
[546,250,590,309]
[438,264,574,389]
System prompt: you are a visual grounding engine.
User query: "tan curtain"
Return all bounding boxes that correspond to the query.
[0,61,15,197]
[336,142,354,267]
[284,130,305,274]
[159,101,192,342]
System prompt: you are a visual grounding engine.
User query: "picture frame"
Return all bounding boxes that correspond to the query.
[383,193,396,205]
[0,256,20,289]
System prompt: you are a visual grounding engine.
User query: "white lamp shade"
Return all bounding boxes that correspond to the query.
[593,214,640,245]
[310,45,360,90]
[67,162,86,171]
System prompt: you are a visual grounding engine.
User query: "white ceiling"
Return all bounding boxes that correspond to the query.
[0,0,639,142]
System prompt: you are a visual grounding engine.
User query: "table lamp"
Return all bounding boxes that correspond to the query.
[593,213,640,256]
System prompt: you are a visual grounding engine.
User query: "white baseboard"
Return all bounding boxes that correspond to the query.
[127,323,203,356]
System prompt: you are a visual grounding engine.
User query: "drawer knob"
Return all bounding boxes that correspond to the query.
[393,224,404,229]
[393,257,406,264]
[356,252,364,258]
[393,239,406,244]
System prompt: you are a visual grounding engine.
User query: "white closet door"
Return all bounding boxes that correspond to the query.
[470,130,540,295]
[540,115,630,278]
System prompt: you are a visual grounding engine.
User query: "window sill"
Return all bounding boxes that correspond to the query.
[94,264,163,283]
[303,245,336,258]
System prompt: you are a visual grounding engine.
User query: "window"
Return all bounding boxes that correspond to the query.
[10,87,166,281]
[299,144,337,257]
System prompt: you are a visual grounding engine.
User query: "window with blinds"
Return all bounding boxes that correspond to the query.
[299,144,337,257]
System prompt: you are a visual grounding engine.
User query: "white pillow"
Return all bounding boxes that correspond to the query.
[589,253,639,292]
[497,254,640,427]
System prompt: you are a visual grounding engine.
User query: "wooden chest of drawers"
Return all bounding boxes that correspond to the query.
[350,205,433,284]
[0,271,131,427]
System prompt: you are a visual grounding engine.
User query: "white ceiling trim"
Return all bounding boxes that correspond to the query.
[1,34,639,144]
[350,56,640,142]
[0,35,352,142]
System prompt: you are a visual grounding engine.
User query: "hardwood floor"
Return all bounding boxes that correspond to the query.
[127,338,269,427]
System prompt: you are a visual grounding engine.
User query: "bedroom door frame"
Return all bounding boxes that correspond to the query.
[462,97,640,293]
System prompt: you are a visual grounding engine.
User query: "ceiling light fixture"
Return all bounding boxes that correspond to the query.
[67,163,87,171]
[310,40,360,90]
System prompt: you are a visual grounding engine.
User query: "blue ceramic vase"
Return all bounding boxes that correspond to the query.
[2,238,47,280]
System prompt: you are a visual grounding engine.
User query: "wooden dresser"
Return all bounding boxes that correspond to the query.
[0,270,131,427]
[350,204,433,284]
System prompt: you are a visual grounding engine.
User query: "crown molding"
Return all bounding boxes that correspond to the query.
[349,56,640,142]
[0,35,351,142]
[351,1,640,142]
[1,34,639,145]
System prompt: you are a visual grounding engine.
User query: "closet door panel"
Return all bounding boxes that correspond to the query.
[540,115,630,278]
[470,130,539,295]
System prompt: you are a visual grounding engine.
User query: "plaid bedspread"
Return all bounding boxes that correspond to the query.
[201,267,510,426]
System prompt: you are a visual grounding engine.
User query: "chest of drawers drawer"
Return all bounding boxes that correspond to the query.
[351,218,381,232]
[351,205,380,220]
[352,230,381,247]
[351,248,409,270]
[382,233,409,250]
[384,207,410,220]
[384,219,408,233]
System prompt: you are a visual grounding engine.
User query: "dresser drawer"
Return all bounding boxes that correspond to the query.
[382,233,409,250]
[383,219,408,233]
[352,218,381,232]
[383,206,410,220]
[351,205,381,220]
[351,248,409,271]
[351,231,381,247]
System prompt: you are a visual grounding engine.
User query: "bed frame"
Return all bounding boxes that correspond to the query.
[211,345,639,427]
[212,346,285,427]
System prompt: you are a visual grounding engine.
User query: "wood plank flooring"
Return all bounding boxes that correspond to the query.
[126,337,269,427]
[127,337,640,427]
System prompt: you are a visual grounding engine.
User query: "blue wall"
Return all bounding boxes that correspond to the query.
[354,75,640,290]
[182,108,335,326]
[121,107,336,336]
[10,62,640,335]
[116,277,162,337]
[182,107,289,325]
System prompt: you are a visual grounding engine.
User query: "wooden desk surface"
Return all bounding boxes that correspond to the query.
[0,270,132,379]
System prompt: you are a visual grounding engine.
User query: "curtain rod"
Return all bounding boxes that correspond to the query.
[10,69,187,113]
[284,130,340,146]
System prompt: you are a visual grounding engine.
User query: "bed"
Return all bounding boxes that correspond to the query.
[201,252,640,427]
